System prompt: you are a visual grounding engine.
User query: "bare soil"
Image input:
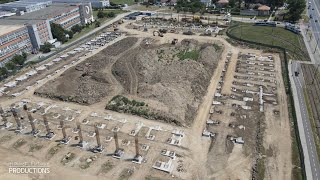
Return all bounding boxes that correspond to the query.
[36,37,222,126]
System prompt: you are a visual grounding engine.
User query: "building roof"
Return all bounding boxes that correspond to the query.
[1,3,78,21]
[258,5,270,11]
[0,0,51,8]
[0,3,79,26]
[0,24,25,36]
[217,0,229,4]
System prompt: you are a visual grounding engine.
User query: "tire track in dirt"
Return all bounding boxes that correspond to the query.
[103,38,142,88]
[126,60,138,95]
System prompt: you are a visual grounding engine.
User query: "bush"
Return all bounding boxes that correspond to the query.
[71,24,83,33]
[51,23,68,43]
[97,10,105,18]
[95,21,101,27]
[40,42,53,53]
[5,61,16,70]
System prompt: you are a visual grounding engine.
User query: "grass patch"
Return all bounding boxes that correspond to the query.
[0,135,12,143]
[29,144,43,152]
[118,168,134,180]
[228,22,310,61]
[110,0,136,5]
[46,144,62,160]
[213,43,222,51]
[257,157,265,180]
[93,9,126,19]
[177,49,200,61]
[106,95,182,126]
[133,5,164,11]
[61,152,76,165]
[231,14,268,20]
[67,24,96,44]
[304,88,320,162]
[100,160,114,174]
[67,10,126,44]
[12,139,27,149]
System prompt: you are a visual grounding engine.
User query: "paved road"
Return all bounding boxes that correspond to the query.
[289,61,320,180]
[308,0,320,64]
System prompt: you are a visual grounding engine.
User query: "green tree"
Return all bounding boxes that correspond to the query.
[5,61,16,70]
[50,23,68,43]
[40,42,53,53]
[229,0,236,8]
[95,21,101,27]
[71,24,83,33]
[22,52,27,60]
[11,55,25,66]
[97,10,105,18]
[0,67,8,77]
[65,30,74,39]
[286,0,305,22]
[175,0,205,14]
[107,12,115,18]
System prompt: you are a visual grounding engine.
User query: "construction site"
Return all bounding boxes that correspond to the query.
[0,15,292,180]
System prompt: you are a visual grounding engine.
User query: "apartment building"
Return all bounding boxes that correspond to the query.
[0,25,32,66]
[0,3,94,65]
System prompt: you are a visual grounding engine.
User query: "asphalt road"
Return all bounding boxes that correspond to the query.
[308,0,320,55]
[291,61,320,180]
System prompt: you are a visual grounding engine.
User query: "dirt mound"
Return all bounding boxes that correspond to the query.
[35,37,139,104]
[112,39,222,126]
[100,37,138,56]
[35,37,222,126]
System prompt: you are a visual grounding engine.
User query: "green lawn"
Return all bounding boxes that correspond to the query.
[67,9,126,44]
[177,49,200,61]
[231,14,268,20]
[67,24,96,44]
[228,22,310,61]
[93,9,127,20]
[110,0,136,5]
